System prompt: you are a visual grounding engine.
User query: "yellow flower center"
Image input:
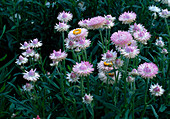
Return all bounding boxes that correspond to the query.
[104,62,113,67]
[108,72,115,76]
[127,42,131,46]
[73,29,81,35]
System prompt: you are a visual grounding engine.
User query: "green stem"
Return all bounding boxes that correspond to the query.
[132,80,136,119]
[81,77,86,119]
[124,58,129,105]
[140,78,149,119]
[108,29,111,50]
[99,29,105,53]
[164,18,170,37]
[62,31,65,50]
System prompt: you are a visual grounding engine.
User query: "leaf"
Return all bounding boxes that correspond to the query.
[139,55,151,62]
[86,104,94,118]
[0,25,6,40]
[150,105,158,119]
[158,104,167,112]
[0,54,7,61]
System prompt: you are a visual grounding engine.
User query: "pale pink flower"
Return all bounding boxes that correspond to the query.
[126,76,135,83]
[129,69,139,76]
[68,28,88,41]
[129,23,146,34]
[155,37,164,47]
[104,20,115,29]
[49,49,67,61]
[20,41,30,50]
[57,11,73,23]
[87,16,106,29]
[15,55,28,65]
[115,58,124,67]
[119,11,136,24]
[161,48,168,54]
[133,30,151,45]
[148,5,161,13]
[50,60,59,67]
[110,31,133,47]
[30,38,42,48]
[66,72,79,83]
[82,94,93,104]
[76,38,91,50]
[159,9,170,18]
[97,61,113,72]
[120,46,140,58]
[54,22,70,32]
[34,53,40,61]
[138,62,158,79]
[22,83,34,91]
[22,48,35,57]
[73,61,94,76]
[78,19,90,28]
[149,83,165,96]
[104,15,116,22]
[101,50,117,62]
[23,69,40,82]
[65,38,77,49]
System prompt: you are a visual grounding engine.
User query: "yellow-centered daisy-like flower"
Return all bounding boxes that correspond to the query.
[108,72,115,76]
[103,62,113,67]
[73,29,81,35]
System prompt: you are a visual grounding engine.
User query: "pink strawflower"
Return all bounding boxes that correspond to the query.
[22,83,34,92]
[78,19,90,28]
[20,41,30,50]
[34,53,40,61]
[155,37,164,47]
[54,22,70,32]
[104,15,116,22]
[148,5,161,13]
[65,38,76,49]
[22,48,35,57]
[129,23,146,34]
[49,49,67,61]
[73,61,94,76]
[68,28,88,41]
[149,83,165,96]
[30,38,42,48]
[82,94,93,104]
[120,46,140,58]
[111,31,133,47]
[104,20,115,29]
[133,30,151,45]
[119,11,136,24]
[138,62,158,79]
[115,58,124,67]
[129,69,139,76]
[126,76,135,83]
[159,9,170,18]
[101,50,117,62]
[23,69,40,82]
[97,61,113,72]
[15,55,28,65]
[66,71,79,83]
[161,48,168,54]
[50,60,59,67]
[57,11,73,22]
[76,38,91,50]
[33,115,41,119]
[87,16,106,29]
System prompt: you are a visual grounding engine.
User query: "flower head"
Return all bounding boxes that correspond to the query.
[126,76,135,83]
[23,69,40,82]
[66,72,79,83]
[115,58,124,67]
[87,16,106,30]
[73,61,94,76]
[148,5,161,13]
[22,83,34,91]
[57,11,73,22]
[155,37,164,47]
[101,50,117,62]
[149,83,165,96]
[129,68,139,76]
[138,62,158,79]
[129,23,146,34]
[104,15,116,22]
[119,11,136,24]
[159,9,170,18]
[120,46,140,58]
[68,28,88,41]
[20,41,30,50]
[82,94,93,104]
[54,22,70,32]
[161,48,168,54]
[97,61,113,72]
[30,38,42,48]
[49,49,67,61]
[76,38,91,50]
[111,31,133,47]
[78,19,90,28]
[65,38,77,49]
[22,48,35,57]
[15,55,28,65]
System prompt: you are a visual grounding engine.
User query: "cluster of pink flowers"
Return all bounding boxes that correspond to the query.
[155,37,168,55]
[78,14,115,30]
[49,49,68,67]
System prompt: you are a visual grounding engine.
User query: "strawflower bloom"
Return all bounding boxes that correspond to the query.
[149,83,165,96]
[20,41,30,50]
[68,28,88,40]
[76,38,91,50]
[104,20,114,29]
[22,48,35,57]
[22,83,34,91]
[65,38,76,49]
[15,55,28,65]
[54,22,70,32]
[155,37,164,47]
[66,72,79,83]
[161,0,170,6]
[138,62,158,79]
[30,38,42,48]
[104,15,116,22]
[126,76,135,83]
[115,58,124,67]
[73,61,94,76]
[101,50,117,62]
[97,61,113,72]
[119,11,136,24]
[49,49,67,61]
[57,11,73,23]
[129,69,139,76]
[159,9,170,18]
[129,23,146,34]
[161,48,168,54]
[82,94,93,104]
[148,5,161,13]
[120,46,140,58]
[50,60,59,67]
[34,53,40,61]
[111,31,133,47]
[87,16,106,29]
[23,69,40,82]
[133,30,151,44]
[78,19,90,28]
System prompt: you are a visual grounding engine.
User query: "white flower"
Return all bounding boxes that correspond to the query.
[15,55,28,65]
[78,1,86,11]
[57,11,73,23]
[66,72,79,83]
[82,94,93,104]
[22,48,35,57]
[149,83,165,96]
[54,22,70,32]
[22,83,34,91]
[155,37,164,47]
[148,5,161,13]
[65,38,77,49]
[159,9,170,18]
[23,69,40,82]
[20,41,30,50]
[101,50,117,62]
[161,48,168,54]
[129,69,139,76]
[126,76,135,83]
[30,38,42,48]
